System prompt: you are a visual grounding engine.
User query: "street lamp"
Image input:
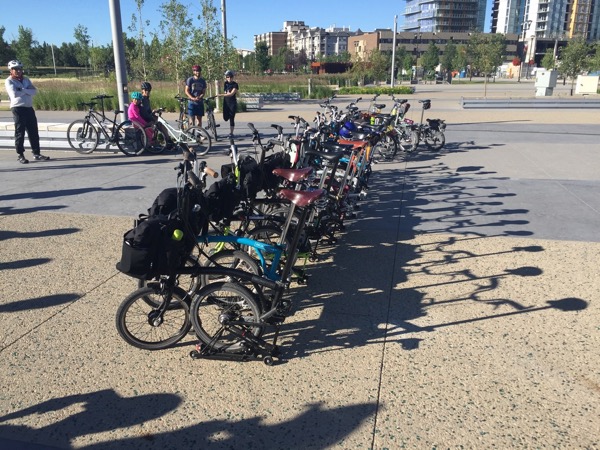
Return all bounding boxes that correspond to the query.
[413,33,422,83]
[517,20,532,82]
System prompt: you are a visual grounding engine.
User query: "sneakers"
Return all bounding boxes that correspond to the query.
[33,154,50,161]
[18,155,29,164]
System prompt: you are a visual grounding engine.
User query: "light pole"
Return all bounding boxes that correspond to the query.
[517,20,532,82]
[413,33,422,83]
[390,15,397,87]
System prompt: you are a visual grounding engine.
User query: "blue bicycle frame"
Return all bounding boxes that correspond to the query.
[199,235,284,282]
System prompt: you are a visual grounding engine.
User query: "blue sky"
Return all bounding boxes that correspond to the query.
[1,0,492,51]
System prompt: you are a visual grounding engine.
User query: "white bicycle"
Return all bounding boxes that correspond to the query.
[146,108,212,156]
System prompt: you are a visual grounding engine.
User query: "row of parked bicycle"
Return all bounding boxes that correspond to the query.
[65,94,219,157]
[65,93,446,161]
[113,94,448,365]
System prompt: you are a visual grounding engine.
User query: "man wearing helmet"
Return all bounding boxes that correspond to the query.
[139,81,171,147]
[4,60,50,164]
[139,81,154,123]
[217,70,238,137]
[185,65,207,127]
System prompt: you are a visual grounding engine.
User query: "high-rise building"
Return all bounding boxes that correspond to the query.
[403,0,488,32]
[491,0,600,66]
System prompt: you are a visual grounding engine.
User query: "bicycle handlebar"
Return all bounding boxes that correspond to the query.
[92,95,113,100]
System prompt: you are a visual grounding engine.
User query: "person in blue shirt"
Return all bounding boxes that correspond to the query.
[185,65,207,128]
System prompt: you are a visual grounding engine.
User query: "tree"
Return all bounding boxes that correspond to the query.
[369,48,388,83]
[541,49,556,70]
[12,26,37,68]
[441,39,457,74]
[190,0,237,91]
[0,26,16,64]
[421,42,440,79]
[254,41,270,73]
[128,0,150,80]
[468,32,506,96]
[558,36,590,95]
[73,25,91,69]
[589,43,600,72]
[158,0,193,88]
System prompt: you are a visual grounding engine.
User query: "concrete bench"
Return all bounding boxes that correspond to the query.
[240,94,264,110]
[461,97,600,109]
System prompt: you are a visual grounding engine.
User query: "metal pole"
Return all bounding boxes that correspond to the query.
[390,15,397,88]
[221,0,227,46]
[51,44,57,76]
[108,0,129,121]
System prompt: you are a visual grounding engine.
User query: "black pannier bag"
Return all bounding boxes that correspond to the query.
[261,151,291,191]
[116,187,206,280]
[204,173,241,222]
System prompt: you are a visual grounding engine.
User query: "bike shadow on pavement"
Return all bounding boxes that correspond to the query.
[272,152,589,360]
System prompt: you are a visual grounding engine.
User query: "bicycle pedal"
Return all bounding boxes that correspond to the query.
[214,124,220,128]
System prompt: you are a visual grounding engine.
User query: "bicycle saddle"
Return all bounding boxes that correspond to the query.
[272,167,313,183]
[278,188,324,207]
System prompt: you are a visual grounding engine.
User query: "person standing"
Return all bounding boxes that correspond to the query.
[4,60,50,164]
[218,70,238,137]
[185,65,207,128]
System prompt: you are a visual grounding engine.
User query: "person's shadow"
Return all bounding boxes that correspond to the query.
[0,389,180,448]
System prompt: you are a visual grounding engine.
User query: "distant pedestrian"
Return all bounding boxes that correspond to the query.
[185,65,207,128]
[4,60,50,164]
[217,70,238,137]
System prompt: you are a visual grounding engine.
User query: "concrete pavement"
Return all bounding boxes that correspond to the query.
[0,82,599,449]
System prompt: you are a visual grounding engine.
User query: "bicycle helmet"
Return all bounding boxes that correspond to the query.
[131,91,143,100]
[224,70,234,78]
[192,65,201,71]
[339,121,357,138]
[8,60,23,69]
[141,81,152,91]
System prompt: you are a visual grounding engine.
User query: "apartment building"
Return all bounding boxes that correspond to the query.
[254,21,355,60]
[349,30,518,61]
[403,0,487,33]
[492,0,600,66]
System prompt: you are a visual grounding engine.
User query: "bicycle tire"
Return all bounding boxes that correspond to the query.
[184,126,212,156]
[373,134,399,161]
[208,113,218,142]
[190,281,262,353]
[397,128,418,152]
[116,121,147,156]
[201,249,260,287]
[146,127,167,154]
[67,119,99,153]
[116,285,191,350]
[424,129,445,151]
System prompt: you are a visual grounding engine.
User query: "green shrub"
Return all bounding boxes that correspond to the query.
[337,86,415,96]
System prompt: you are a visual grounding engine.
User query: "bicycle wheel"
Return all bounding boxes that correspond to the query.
[67,119,99,153]
[398,128,418,152]
[146,126,167,154]
[184,126,212,156]
[116,285,191,350]
[201,249,260,287]
[207,113,218,142]
[190,281,262,352]
[116,121,147,156]
[424,129,445,151]
[373,134,399,161]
